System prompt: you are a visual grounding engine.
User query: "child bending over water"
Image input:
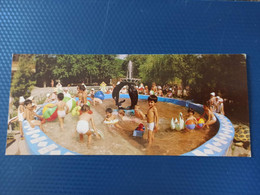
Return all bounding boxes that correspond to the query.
[76,105,100,147]
[46,93,69,130]
[147,95,159,146]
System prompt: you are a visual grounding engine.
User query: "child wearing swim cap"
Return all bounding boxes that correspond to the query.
[76,105,100,147]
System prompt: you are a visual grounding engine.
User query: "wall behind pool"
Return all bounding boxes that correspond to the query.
[104,94,235,156]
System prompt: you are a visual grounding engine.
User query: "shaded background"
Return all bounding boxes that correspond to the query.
[0,0,259,194]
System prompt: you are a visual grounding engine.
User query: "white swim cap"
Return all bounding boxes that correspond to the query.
[91,88,94,91]
[46,93,50,97]
[210,92,215,96]
[19,96,25,103]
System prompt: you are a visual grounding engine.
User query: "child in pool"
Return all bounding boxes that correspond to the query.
[90,94,103,106]
[46,93,69,130]
[23,99,45,132]
[104,108,122,129]
[118,109,141,123]
[76,105,100,146]
[134,105,146,120]
[146,95,159,146]
[185,108,197,130]
[201,103,217,129]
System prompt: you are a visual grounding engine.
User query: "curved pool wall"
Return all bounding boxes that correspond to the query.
[23,94,234,156]
[105,94,235,156]
[22,120,78,155]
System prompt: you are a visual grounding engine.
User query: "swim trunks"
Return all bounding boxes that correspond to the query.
[77,120,89,134]
[147,122,155,131]
[57,110,66,118]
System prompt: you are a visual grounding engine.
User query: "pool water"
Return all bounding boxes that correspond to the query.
[43,99,218,155]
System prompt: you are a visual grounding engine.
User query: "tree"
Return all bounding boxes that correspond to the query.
[35,55,57,87]
[53,54,124,85]
[11,55,36,107]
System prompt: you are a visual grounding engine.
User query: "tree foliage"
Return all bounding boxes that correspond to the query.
[53,55,124,85]
[11,54,36,107]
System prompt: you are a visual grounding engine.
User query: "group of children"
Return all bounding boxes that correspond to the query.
[10,84,220,148]
[104,95,159,146]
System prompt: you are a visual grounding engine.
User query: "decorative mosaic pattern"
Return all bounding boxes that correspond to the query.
[23,121,78,155]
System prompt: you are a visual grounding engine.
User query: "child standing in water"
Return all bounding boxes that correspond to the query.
[146,95,159,146]
[47,93,69,130]
[76,105,100,146]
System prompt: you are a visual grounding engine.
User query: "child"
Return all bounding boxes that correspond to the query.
[216,95,225,115]
[134,105,146,120]
[202,103,217,129]
[23,99,45,132]
[104,108,121,129]
[118,109,141,123]
[147,95,159,146]
[77,85,88,106]
[9,96,25,139]
[144,86,149,95]
[46,93,69,130]
[209,92,217,112]
[76,105,100,146]
[90,94,103,106]
[185,108,197,130]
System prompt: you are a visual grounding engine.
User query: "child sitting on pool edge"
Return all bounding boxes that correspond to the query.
[147,95,159,146]
[46,93,69,130]
[76,105,100,147]
[23,99,45,132]
[201,102,217,129]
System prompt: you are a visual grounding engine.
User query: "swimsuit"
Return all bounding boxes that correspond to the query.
[18,108,24,122]
[77,120,89,134]
[57,110,66,118]
[147,122,155,131]
[212,115,217,122]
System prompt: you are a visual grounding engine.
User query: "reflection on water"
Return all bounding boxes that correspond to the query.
[43,99,218,155]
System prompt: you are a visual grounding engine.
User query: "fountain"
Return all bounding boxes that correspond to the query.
[112,60,140,110]
[121,60,141,83]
